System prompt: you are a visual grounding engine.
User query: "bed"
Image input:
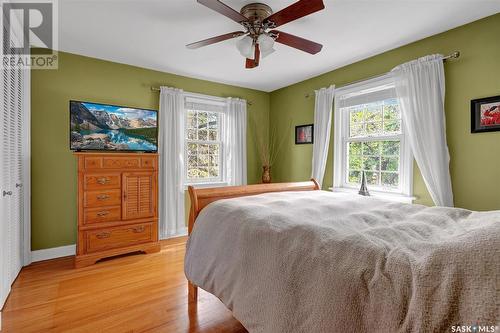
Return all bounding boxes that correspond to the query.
[184,181,500,333]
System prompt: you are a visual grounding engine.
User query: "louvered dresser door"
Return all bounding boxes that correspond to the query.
[122,172,156,220]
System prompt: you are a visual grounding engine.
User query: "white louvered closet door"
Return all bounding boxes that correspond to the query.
[0,28,27,307]
[0,66,25,307]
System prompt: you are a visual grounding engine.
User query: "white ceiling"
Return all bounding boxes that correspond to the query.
[58,0,500,92]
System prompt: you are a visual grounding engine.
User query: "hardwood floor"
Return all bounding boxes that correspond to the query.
[1,237,247,333]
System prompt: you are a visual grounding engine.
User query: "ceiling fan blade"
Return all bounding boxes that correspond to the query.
[245,45,260,69]
[264,0,325,28]
[197,0,249,24]
[187,31,245,49]
[271,30,323,54]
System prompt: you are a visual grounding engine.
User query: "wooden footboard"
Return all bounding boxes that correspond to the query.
[186,179,320,302]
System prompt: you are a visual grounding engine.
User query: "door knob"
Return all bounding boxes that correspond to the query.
[3,190,12,197]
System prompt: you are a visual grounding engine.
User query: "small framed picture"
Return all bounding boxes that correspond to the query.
[471,95,500,133]
[295,124,314,144]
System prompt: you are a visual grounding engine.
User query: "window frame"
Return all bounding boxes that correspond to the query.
[183,93,227,186]
[333,74,413,196]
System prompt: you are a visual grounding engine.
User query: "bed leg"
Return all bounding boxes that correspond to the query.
[188,281,198,302]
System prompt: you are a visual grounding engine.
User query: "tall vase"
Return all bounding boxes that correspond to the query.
[262,166,271,184]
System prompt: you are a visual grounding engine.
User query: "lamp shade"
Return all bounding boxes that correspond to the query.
[257,34,275,52]
[261,48,275,58]
[236,36,255,59]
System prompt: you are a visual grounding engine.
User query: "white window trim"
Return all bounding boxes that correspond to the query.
[183,92,228,187]
[333,74,413,198]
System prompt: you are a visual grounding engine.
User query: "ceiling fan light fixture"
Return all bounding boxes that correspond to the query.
[257,33,275,52]
[261,47,275,58]
[236,36,255,59]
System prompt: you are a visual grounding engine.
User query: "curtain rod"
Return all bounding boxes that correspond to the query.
[149,86,253,106]
[304,51,461,99]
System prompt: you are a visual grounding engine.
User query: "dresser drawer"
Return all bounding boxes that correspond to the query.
[85,222,154,253]
[103,157,141,169]
[84,206,121,224]
[84,174,121,190]
[84,189,121,208]
[141,156,156,169]
[84,157,103,169]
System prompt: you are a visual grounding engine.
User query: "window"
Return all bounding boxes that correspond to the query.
[184,95,226,184]
[333,75,412,195]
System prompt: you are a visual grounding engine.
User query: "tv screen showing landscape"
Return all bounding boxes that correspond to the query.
[70,101,158,152]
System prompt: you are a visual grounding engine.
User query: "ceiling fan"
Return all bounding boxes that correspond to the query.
[186,0,325,69]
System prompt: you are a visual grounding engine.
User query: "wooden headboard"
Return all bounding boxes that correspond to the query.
[187,179,320,234]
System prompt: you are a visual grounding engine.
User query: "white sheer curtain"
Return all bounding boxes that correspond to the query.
[158,87,187,238]
[392,54,454,207]
[311,85,335,187]
[224,98,247,186]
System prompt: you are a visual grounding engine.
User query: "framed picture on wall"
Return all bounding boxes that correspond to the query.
[295,124,314,144]
[471,95,500,133]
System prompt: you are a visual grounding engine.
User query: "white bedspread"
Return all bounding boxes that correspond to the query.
[184,190,500,333]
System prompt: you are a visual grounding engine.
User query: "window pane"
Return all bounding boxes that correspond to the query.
[384,120,401,134]
[198,129,208,141]
[362,141,380,156]
[199,144,209,154]
[198,167,208,178]
[209,130,218,141]
[365,171,380,185]
[350,124,365,137]
[365,107,382,122]
[381,157,399,171]
[350,110,363,124]
[383,104,399,121]
[363,156,380,171]
[188,155,197,168]
[209,154,219,166]
[349,155,362,170]
[381,141,400,156]
[198,154,209,167]
[187,111,196,129]
[348,142,362,155]
[209,167,219,178]
[366,122,383,135]
[187,143,197,154]
[209,144,219,155]
[187,129,196,140]
[188,169,199,179]
[381,172,399,188]
[348,170,361,184]
[208,113,218,129]
[198,112,208,129]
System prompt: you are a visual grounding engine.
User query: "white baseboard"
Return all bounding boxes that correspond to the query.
[161,228,188,240]
[31,244,76,263]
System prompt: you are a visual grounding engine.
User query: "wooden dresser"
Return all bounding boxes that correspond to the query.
[74,152,160,268]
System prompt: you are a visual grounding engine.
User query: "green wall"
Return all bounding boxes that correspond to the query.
[270,13,500,211]
[31,51,270,250]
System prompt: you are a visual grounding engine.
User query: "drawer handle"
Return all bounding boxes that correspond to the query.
[96,232,110,239]
[132,226,145,233]
[96,194,110,200]
[97,211,109,217]
[97,177,110,185]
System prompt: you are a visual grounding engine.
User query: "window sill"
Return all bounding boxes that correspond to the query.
[184,182,228,190]
[329,187,416,204]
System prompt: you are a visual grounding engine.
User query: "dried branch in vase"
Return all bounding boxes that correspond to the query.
[250,117,290,168]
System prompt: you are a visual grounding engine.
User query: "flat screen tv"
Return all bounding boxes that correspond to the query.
[70,100,158,152]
